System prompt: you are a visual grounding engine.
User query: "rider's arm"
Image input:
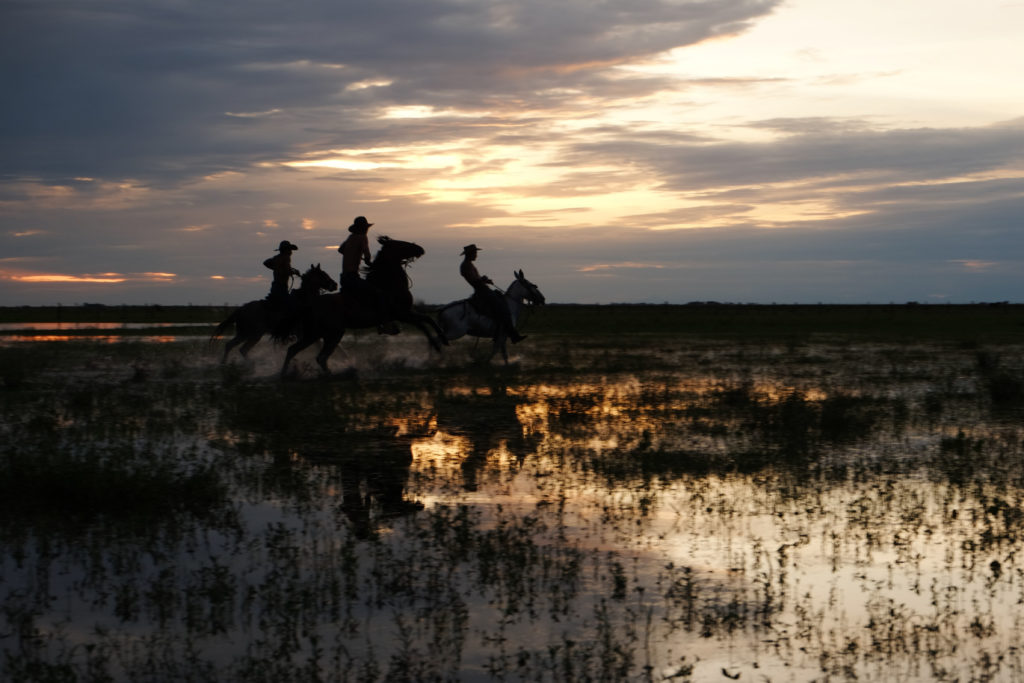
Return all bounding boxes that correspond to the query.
[461,261,492,288]
[361,235,372,265]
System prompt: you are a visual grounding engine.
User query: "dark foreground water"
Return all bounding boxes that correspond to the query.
[3,333,1024,681]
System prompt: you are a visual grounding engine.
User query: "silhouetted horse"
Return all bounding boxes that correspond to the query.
[212,263,337,362]
[437,270,545,363]
[274,236,447,376]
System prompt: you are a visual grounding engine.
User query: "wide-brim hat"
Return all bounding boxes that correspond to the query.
[277,240,298,252]
[349,216,373,233]
[461,244,480,255]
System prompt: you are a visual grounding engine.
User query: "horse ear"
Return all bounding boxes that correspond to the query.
[377,235,390,244]
[515,269,523,279]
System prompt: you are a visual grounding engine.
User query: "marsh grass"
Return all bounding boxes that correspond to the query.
[3,331,1024,680]
[0,447,225,521]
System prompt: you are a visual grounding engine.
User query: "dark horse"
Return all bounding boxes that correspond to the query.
[274,236,447,376]
[211,263,337,362]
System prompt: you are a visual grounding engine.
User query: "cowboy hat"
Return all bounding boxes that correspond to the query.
[460,244,480,255]
[276,240,298,252]
[348,216,374,233]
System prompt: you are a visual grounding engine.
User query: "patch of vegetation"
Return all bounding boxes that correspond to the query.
[0,447,227,522]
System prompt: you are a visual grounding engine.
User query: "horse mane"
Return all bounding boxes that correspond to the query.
[364,236,418,289]
[295,264,317,290]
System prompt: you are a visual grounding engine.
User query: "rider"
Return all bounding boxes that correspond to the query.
[459,244,525,344]
[338,216,399,335]
[263,240,300,307]
[338,216,373,288]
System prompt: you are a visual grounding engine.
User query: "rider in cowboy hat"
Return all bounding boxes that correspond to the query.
[338,216,399,334]
[264,239,300,306]
[338,217,373,288]
[459,244,525,344]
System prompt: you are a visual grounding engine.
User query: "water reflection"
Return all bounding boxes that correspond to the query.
[0,334,185,343]
[0,322,205,330]
[0,322,213,344]
[430,377,539,491]
[7,338,1024,680]
[291,431,425,540]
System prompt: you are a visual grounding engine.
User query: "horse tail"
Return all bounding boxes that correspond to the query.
[211,308,239,340]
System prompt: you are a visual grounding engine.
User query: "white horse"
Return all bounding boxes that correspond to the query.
[437,270,546,363]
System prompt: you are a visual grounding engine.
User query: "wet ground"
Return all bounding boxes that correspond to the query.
[3,332,1024,681]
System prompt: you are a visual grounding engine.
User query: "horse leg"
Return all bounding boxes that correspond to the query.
[420,312,449,345]
[491,332,509,365]
[402,312,446,352]
[238,334,262,358]
[437,311,464,343]
[223,334,245,362]
[281,334,318,378]
[316,330,344,375]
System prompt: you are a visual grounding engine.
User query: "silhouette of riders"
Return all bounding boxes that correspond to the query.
[459,244,525,344]
[338,216,398,334]
[264,240,300,307]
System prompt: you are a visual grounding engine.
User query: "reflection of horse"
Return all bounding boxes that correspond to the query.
[211,263,337,362]
[274,236,447,376]
[217,382,425,539]
[334,434,424,539]
[437,270,545,363]
[435,379,539,491]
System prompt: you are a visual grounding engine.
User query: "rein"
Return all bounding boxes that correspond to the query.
[517,301,535,332]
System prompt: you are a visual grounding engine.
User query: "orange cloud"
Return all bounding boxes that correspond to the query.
[579,262,668,272]
[4,271,177,284]
[13,274,127,283]
[949,259,997,272]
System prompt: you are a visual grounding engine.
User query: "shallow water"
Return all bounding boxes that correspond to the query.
[0,321,215,344]
[3,335,1024,681]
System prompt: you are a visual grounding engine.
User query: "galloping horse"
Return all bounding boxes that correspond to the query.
[437,270,545,363]
[275,236,447,376]
[211,263,337,362]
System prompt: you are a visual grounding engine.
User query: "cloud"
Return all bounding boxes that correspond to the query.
[564,118,1024,194]
[579,261,671,272]
[2,0,1023,306]
[949,259,998,272]
[1,0,780,185]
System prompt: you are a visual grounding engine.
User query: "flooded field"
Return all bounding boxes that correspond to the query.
[3,325,1024,681]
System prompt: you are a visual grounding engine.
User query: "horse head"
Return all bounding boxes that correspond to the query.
[302,263,338,292]
[514,269,546,305]
[375,235,425,266]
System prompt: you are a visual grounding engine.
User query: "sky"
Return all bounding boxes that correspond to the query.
[2,0,1023,306]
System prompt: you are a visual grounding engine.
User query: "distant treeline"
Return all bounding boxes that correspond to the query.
[2,302,1023,340]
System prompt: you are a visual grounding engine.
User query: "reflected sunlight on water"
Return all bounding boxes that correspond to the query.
[0,334,186,343]
[0,322,214,344]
